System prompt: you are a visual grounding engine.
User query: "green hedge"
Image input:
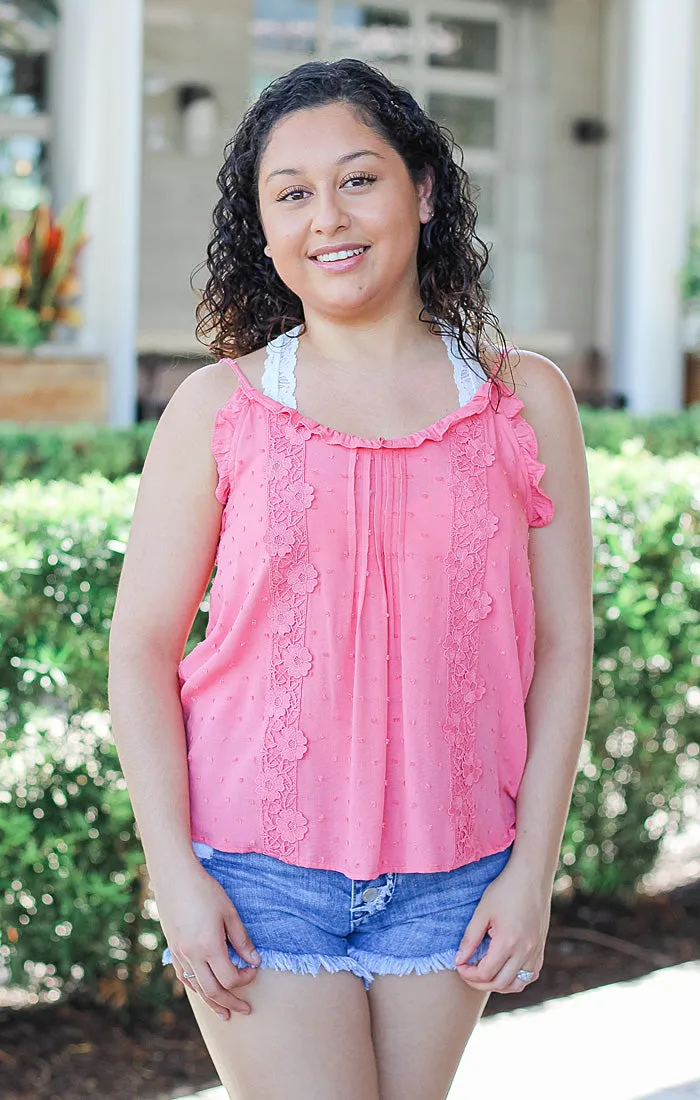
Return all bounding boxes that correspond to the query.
[565,441,699,892]
[578,405,700,457]
[0,422,155,485]
[0,475,196,1014]
[0,403,698,488]
[0,446,698,1012]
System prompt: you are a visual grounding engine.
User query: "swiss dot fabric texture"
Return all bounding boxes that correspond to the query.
[179,326,555,880]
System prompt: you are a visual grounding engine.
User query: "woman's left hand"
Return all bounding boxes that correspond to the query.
[452,856,552,994]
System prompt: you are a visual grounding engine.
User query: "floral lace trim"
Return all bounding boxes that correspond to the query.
[262,324,303,409]
[257,407,317,859]
[260,336,280,406]
[442,415,498,864]
[276,324,302,409]
[439,326,488,408]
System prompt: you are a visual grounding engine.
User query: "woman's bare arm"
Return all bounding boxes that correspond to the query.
[509,350,595,889]
[453,350,594,994]
[107,363,236,896]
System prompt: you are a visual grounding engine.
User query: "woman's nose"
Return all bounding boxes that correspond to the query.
[310,188,350,233]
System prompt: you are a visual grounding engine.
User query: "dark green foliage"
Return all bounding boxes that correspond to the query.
[0,447,697,1011]
[0,723,163,1015]
[577,404,700,458]
[0,404,698,490]
[0,475,209,1014]
[681,223,700,303]
[0,422,157,484]
[562,444,699,895]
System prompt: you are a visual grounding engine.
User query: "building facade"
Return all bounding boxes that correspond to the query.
[10,0,700,421]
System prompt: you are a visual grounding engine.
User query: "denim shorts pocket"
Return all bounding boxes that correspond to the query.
[192,840,215,861]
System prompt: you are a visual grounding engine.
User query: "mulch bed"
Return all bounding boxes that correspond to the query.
[1,880,698,1100]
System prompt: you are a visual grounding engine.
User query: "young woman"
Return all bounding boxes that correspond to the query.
[108,58,593,1100]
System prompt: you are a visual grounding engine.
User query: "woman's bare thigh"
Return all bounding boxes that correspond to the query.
[367,970,490,1100]
[184,968,381,1100]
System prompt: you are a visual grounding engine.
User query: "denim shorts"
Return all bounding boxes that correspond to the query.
[161,841,513,991]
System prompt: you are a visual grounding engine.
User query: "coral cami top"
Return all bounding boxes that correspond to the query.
[178,324,555,879]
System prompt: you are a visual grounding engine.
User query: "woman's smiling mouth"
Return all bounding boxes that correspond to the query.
[309,245,370,272]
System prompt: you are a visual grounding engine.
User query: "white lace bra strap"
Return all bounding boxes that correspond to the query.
[278,323,303,407]
[261,333,283,404]
[261,323,303,408]
[440,326,488,407]
[261,335,280,402]
[264,322,482,409]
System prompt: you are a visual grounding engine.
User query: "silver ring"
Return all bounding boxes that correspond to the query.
[182,971,196,979]
[517,968,534,982]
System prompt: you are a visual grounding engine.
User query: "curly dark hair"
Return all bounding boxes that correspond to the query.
[194,57,514,392]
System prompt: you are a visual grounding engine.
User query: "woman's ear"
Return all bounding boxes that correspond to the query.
[418,165,436,224]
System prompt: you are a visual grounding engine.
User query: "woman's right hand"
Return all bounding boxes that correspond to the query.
[155,858,261,1019]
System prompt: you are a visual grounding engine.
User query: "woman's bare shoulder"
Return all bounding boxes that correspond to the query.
[482,344,586,501]
[484,345,577,429]
[182,345,269,411]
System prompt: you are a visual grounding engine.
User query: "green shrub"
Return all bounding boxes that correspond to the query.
[562,441,700,894]
[0,474,209,1015]
[577,404,700,457]
[0,449,698,1011]
[0,422,155,485]
[0,403,698,489]
[0,713,164,1015]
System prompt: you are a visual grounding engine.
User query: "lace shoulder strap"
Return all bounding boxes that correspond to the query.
[439,326,488,407]
[261,323,303,408]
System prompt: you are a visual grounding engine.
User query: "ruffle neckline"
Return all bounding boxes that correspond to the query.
[214,358,554,524]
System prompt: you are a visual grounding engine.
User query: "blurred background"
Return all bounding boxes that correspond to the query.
[1,0,699,424]
[0,2,698,1099]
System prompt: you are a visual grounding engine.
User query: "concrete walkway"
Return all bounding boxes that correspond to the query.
[171,960,700,1100]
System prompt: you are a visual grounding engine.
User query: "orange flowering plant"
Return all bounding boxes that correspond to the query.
[0,196,88,348]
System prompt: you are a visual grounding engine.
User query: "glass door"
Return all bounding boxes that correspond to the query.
[418,1,506,299]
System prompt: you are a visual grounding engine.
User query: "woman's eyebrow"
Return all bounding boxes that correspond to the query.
[264,149,386,184]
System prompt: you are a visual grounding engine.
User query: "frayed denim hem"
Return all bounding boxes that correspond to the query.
[162,945,375,988]
[348,940,489,984]
[240,949,376,989]
[161,941,490,990]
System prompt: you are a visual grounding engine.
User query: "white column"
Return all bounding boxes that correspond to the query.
[594,0,624,373]
[50,0,144,426]
[612,0,698,413]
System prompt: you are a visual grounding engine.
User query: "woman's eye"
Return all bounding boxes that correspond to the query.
[278,188,307,202]
[277,173,377,202]
[342,173,377,188]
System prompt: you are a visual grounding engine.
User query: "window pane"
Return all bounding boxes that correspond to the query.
[0,50,48,115]
[252,0,318,54]
[468,170,495,225]
[428,93,496,150]
[248,71,281,104]
[0,135,49,210]
[428,18,498,72]
[331,5,411,62]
